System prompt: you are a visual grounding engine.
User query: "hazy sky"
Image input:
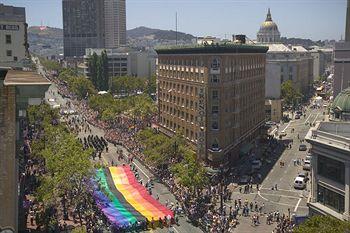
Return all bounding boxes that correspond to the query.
[1,0,347,40]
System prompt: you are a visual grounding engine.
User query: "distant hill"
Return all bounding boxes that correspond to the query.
[280,37,325,48]
[127,26,195,41]
[28,26,63,39]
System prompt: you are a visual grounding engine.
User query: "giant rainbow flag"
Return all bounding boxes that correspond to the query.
[93,165,173,229]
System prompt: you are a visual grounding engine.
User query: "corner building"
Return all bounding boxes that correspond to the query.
[156,45,268,166]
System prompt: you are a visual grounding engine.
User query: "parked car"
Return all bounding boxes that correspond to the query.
[305,155,312,161]
[294,176,306,189]
[280,130,287,137]
[303,160,311,171]
[265,121,276,126]
[297,171,309,182]
[299,144,307,151]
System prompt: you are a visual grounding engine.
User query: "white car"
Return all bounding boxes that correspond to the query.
[294,176,306,189]
[48,98,55,102]
[305,155,312,161]
[303,160,311,171]
[280,130,287,137]
[297,171,309,182]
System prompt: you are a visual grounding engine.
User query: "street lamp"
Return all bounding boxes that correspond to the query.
[220,164,224,215]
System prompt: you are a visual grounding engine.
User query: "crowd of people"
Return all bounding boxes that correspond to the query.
[34,69,301,233]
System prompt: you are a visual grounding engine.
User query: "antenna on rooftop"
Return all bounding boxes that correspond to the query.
[175,12,178,45]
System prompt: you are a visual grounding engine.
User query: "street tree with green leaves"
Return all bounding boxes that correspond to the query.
[294,215,350,233]
[58,68,77,82]
[171,148,209,192]
[281,80,303,106]
[28,104,94,227]
[68,76,97,99]
[111,76,147,95]
[40,57,62,72]
[146,75,157,95]
[87,51,109,91]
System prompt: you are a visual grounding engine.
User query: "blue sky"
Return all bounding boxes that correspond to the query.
[1,0,347,40]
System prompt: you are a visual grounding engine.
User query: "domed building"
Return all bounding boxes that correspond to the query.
[257,8,281,43]
[330,87,350,121]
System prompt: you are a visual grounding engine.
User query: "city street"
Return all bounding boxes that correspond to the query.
[258,108,325,215]
[40,46,326,232]
[45,84,203,233]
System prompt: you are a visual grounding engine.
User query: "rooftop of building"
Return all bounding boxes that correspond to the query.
[85,47,157,57]
[306,121,350,152]
[0,3,26,22]
[1,69,51,86]
[155,43,269,55]
[263,43,309,53]
[331,87,350,113]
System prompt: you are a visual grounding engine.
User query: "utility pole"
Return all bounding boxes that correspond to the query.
[175,12,178,45]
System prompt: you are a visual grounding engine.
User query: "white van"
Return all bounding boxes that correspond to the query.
[294,177,306,189]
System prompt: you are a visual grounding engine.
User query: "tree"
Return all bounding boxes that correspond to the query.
[110,76,147,95]
[281,80,302,106]
[294,215,350,233]
[28,104,95,228]
[147,75,157,95]
[88,52,99,88]
[40,57,62,72]
[68,76,97,99]
[58,68,77,82]
[101,50,109,91]
[171,149,208,191]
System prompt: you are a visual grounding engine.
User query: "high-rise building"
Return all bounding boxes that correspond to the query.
[333,0,350,98]
[156,44,268,165]
[104,0,126,48]
[0,3,29,66]
[62,0,126,58]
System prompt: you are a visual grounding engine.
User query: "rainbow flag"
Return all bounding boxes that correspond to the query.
[93,166,173,229]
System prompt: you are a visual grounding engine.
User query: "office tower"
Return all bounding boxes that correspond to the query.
[104,0,126,48]
[62,0,126,58]
[156,44,268,165]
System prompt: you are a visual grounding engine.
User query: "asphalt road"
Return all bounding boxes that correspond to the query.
[258,107,325,216]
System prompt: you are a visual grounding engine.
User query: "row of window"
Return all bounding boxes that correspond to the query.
[108,62,127,67]
[159,57,264,69]
[160,81,199,96]
[318,155,345,184]
[161,105,196,123]
[108,67,127,72]
[160,117,197,141]
[158,69,205,83]
[317,184,345,214]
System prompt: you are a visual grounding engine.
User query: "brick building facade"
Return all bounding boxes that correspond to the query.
[156,45,268,166]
